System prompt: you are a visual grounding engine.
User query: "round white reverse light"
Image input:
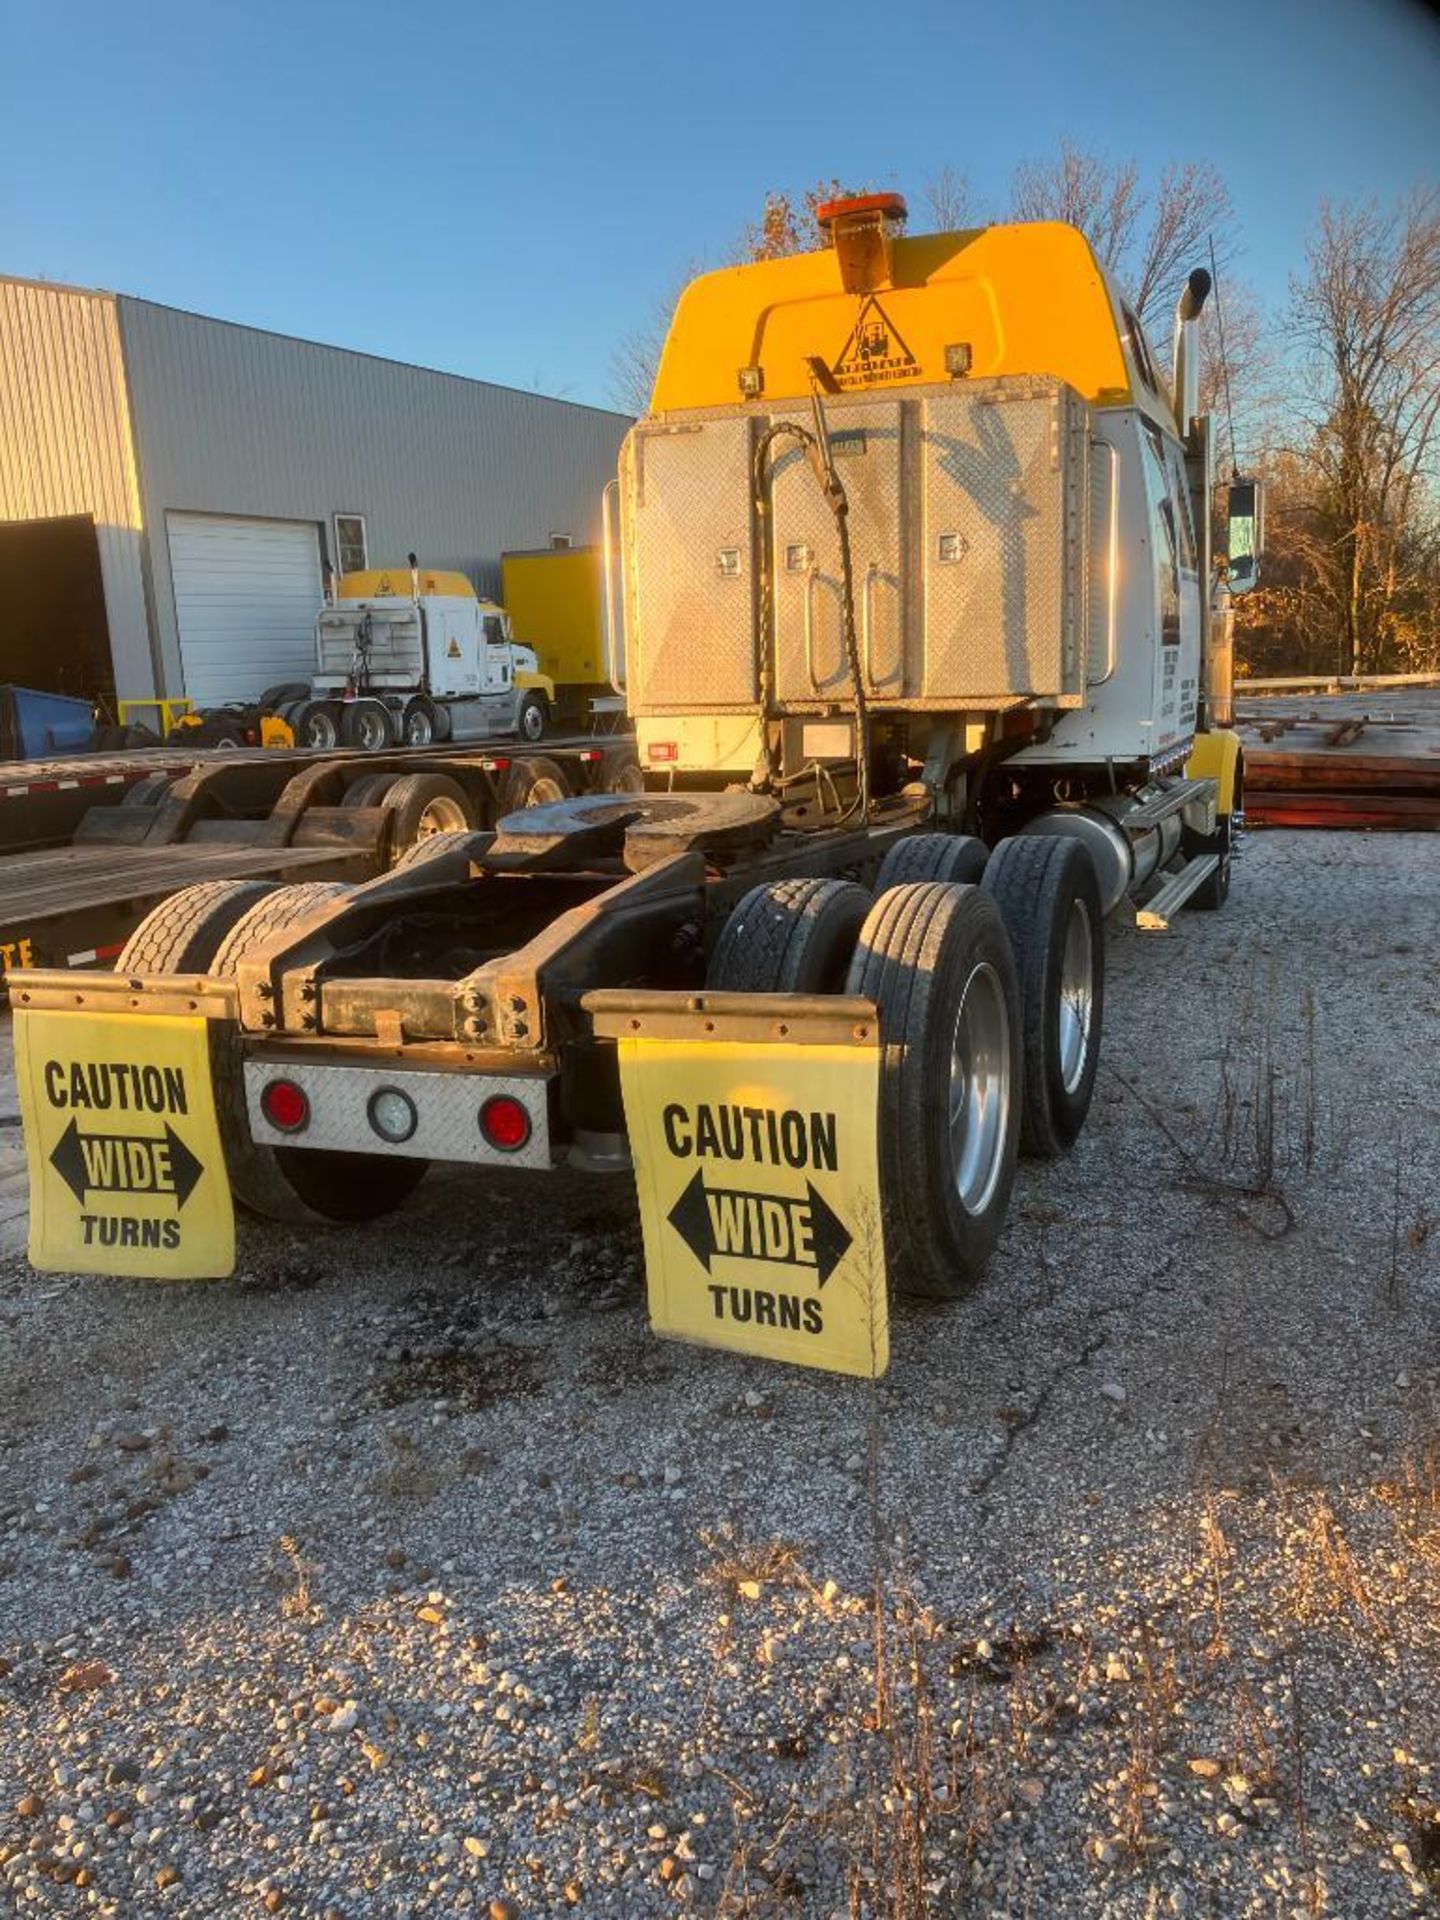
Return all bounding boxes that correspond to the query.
[367,1087,418,1144]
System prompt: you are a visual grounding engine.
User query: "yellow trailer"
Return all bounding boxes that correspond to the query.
[500,546,614,729]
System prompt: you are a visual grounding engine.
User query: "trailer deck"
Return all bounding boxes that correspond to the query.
[1238,686,1440,829]
[0,739,638,991]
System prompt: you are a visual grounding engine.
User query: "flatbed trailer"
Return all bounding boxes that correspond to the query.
[0,726,631,857]
[0,748,204,857]
[0,739,639,990]
[1237,689,1440,830]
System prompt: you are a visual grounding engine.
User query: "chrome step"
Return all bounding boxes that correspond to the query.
[1124,777,1216,830]
[1136,854,1221,931]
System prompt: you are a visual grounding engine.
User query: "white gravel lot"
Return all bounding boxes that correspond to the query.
[0,827,1437,1919]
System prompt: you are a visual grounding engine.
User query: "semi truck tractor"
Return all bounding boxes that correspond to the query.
[12,192,1262,1377]
[293,562,558,751]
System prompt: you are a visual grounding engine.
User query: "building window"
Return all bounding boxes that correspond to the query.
[334,514,368,575]
[549,532,572,549]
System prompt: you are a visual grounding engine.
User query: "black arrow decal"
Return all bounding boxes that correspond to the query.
[48,1119,204,1209]
[49,1117,89,1206]
[665,1171,852,1287]
[804,1180,853,1287]
[164,1125,205,1208]
[668,1169,715,1273]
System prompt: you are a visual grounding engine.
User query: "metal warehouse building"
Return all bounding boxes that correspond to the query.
[0,275,629,709]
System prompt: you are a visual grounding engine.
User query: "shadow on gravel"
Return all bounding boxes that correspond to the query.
[369,1286,548,1412]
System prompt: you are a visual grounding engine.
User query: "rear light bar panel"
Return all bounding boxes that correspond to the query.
[243,1059,554,1170]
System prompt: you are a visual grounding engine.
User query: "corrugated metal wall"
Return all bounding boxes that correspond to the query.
[0,280,155,696]
[116,298,630,697]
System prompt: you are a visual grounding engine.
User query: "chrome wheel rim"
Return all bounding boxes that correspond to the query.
[1058,898,1094,1094]
[526,776,565,808]
[416,797,469,838]
[305,713,336,749]
[404,707,434,746]
[358,707,389,750]
[521,703,543,741]
[948,961,1011,1215]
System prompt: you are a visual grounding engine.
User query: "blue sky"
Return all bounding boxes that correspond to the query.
[4,0,1437,411]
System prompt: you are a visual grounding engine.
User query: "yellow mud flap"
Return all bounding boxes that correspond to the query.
[588,990,887,1379]
[15,1009,235,1279]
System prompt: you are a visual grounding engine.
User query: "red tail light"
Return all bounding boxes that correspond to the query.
[648,741,678,763]
[260,1079,310,1134]
[478,1095,530,1152]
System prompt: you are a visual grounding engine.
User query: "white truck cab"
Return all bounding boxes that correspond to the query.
[300,564,555,750]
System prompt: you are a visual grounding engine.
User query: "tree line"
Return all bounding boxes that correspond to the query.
[610,149,1440,680]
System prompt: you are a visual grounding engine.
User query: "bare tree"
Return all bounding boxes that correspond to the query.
[1011,142,1145,280]
[922,164,976,233]
[1234,190,1440,676]
[1009,139,1234,341]
[1199,276,1278,470]
[1284,189,1440,673]
[606,266,704,417]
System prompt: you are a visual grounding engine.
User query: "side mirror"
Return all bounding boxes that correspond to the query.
[1226,478,1265,594]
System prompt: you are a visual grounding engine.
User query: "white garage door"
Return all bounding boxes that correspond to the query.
[167,513,322,706]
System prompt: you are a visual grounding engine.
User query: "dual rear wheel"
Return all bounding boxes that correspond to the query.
[117,880,427,1227]
[707,832,1104,1298]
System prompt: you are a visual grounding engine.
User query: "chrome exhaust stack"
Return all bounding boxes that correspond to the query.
[1171,267,1212,437]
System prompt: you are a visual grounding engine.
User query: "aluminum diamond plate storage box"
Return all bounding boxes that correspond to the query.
[917,378,1088,702]
[621,378,1090,716]
[622,417,759,711]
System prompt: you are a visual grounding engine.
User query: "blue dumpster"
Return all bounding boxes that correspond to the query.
[0,686,97,760]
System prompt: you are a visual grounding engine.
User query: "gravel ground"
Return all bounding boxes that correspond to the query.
[1,827,1437,1918]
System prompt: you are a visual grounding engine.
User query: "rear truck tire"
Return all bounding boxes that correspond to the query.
[341,698,397,751]
[297,701,341,750]
[340,771,399,809]
[207,881,429,1225]
[845,881,1021,1299]
[121,772,174,808]
[401,695,442,746]
[981,834,1103,1158]
[389,829,475,872]
[115,879,282,976]
[207,879,352,980]
[516,691,548,743]
[600,746,644,794]
[873,832,989,892]
[708,877,871,994]
[380,772,477,853]
[257,681,310,711]
[502,755,569,812]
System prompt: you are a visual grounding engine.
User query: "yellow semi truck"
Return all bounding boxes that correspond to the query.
[12,192,1262,1377]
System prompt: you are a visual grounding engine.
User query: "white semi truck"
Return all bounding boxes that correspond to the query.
[14,191,1265,1376]
[293,560,557,751]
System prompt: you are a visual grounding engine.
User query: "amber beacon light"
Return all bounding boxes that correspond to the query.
[815,191,909,293]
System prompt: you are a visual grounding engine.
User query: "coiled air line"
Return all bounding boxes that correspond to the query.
[751,381,871,824]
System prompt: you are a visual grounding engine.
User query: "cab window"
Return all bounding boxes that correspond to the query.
[1122,304,1163,397]
[1150,427,1198,573]
[1141,435,1181,646]
[483,615,506,646]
